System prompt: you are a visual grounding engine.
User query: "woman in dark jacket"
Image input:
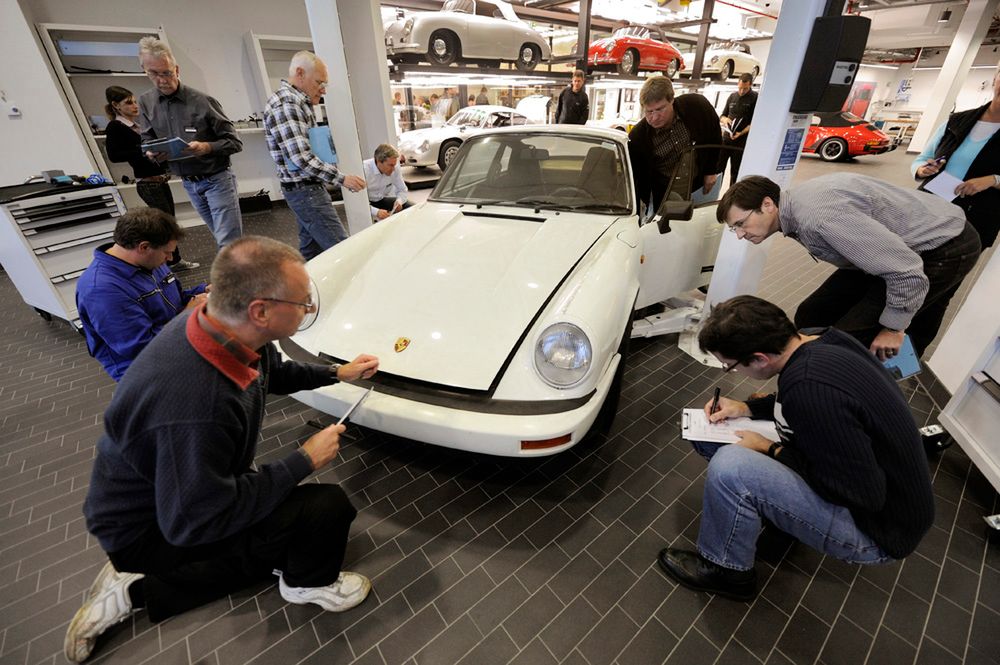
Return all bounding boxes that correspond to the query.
[911,65,1000,247]
[103,86,197,270]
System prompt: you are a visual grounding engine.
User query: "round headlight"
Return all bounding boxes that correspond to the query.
[710,55,719,64]
[401,18,414,41]
[298,278,320,331]
[534,323,592,388]
[418,140,430,152]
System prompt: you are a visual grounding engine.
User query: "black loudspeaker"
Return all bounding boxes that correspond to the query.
[790,15,871,113]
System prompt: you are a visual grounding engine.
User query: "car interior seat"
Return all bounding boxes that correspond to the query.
[578,146,620,203]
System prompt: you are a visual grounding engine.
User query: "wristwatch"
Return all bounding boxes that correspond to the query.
[329,363,342,380]
[767,441,781,458]
[993,174,1000,187]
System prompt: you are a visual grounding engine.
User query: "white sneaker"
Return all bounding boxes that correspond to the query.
[64,562,143,663]
[278,571,371,612]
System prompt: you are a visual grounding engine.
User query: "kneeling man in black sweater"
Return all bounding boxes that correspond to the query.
[658,296,934,601]
[65,236,380,662]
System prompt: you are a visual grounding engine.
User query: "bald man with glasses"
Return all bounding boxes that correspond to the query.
[66,236,379,663]
[716,173,981,360]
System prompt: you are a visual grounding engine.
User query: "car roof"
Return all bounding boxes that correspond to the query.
[476,124,629,145]
[459,105,524,114]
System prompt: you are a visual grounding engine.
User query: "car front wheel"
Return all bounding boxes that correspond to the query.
[618,48,640,76]
[717,60,734,80]
[438,139,461,171]
[818,138,848,162]
[515,43,541,71]
[427,30,460,66]
[751,66,760,80]
[666,58,680,78]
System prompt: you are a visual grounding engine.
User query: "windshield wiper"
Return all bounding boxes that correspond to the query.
[565,203,631,213]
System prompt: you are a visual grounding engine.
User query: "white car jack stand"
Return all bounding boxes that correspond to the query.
[630,292,723,369]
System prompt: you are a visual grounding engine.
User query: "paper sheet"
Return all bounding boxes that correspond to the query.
[681,408,779,444]
[923,171,963,202]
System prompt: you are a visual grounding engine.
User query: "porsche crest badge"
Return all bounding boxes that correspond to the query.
[394,337,411,353]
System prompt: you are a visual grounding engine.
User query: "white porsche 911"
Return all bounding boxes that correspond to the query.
[279,126,723,456]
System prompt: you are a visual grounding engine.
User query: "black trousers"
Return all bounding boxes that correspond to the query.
[794,221,982,356]
[371,196,413,215]
[108,484,356,622]
[136,179,184,265]
[719,137,746,182]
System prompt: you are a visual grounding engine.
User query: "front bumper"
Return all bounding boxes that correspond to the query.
[398,142,436,167]
[288,356,620,457]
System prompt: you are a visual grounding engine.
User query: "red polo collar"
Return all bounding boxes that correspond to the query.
[185,303,261,390]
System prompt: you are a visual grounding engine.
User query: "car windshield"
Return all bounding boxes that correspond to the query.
[431,133,632,215]
[447,109,487,127]
[613,26,650,39]
[443,0,474,13]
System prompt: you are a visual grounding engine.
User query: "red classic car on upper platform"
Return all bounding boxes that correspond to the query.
[802,111,896,162]
[587,25,684,77]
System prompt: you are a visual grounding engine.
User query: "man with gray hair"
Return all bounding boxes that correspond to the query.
[137,36,244,248]
[363,143,412,221]
[264,51,367,258]
[65,236,380,662]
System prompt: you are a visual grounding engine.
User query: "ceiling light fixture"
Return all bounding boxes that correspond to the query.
[938,9,952,22]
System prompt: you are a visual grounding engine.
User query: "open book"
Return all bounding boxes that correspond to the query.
[681,408,779,444]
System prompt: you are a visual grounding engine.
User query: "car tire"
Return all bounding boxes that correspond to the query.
[618,48,640,76]
[717,60,734,80]
[427,30,460,66]
[515,43,541,71]
[438,139,461,171]
[751,66,760,80]
[818,138,848,162]
[665,57,680,78]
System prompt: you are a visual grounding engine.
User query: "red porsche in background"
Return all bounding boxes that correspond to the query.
[802,111,896,162]
[587,25,684,77]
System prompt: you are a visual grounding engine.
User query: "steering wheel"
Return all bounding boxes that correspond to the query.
[550,186,596,200]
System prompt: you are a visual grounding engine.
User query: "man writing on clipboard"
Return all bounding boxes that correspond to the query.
[655,296,934,602]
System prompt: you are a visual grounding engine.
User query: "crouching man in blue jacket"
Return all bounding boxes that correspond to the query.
[76,208,207,380]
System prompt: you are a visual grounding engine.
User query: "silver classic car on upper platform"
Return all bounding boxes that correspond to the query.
[384,0,550,70]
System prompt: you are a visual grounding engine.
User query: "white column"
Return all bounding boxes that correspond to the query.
[908,0,999,154]
[702,0,829,314]
[304,0,395,235]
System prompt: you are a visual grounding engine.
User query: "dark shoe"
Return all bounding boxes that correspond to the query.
[657,547,757,601]
[169,259,200,272]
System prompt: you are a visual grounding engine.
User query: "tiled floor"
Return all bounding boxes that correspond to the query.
[1,149,999,665]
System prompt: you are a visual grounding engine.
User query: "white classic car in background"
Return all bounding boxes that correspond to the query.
[398,105,531,171]
[279,126,724,456]
[384,0,551,70]
[681,41,760,80]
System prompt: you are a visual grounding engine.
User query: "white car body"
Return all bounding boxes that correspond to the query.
[280,126,723,457]
[384,0,551,69]
[681,41,760,80]
[397,105,530,170]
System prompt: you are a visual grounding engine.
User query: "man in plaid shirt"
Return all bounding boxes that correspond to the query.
[264,51,366,259]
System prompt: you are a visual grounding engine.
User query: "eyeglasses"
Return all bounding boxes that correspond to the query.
[720,359,742,373]
[259,297,317,313]
[727,208,758,232]
[644,102,671,118]
[145,69,177,80]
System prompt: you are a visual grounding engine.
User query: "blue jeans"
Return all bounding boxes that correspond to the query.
[181,169,243,248]
[691,442,893,571]
[282,184,348,260]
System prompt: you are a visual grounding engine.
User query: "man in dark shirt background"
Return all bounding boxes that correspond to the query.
[718,72,757,182]
[555,70,589,125]
[138,36,244,249]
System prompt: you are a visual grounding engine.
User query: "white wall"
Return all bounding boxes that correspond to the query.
[0,2,94,185]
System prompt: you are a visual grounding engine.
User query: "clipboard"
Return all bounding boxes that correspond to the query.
[338,387,373,425]
[680,408,778,444]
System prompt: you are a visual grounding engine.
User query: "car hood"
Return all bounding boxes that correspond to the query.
[295,203,615,391]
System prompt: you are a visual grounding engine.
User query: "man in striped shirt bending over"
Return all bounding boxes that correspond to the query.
[716,173,981,360]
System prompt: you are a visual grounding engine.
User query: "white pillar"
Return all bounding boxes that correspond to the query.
[908,0,999,154]
[304,0,395,235]
[702,0,829,314]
